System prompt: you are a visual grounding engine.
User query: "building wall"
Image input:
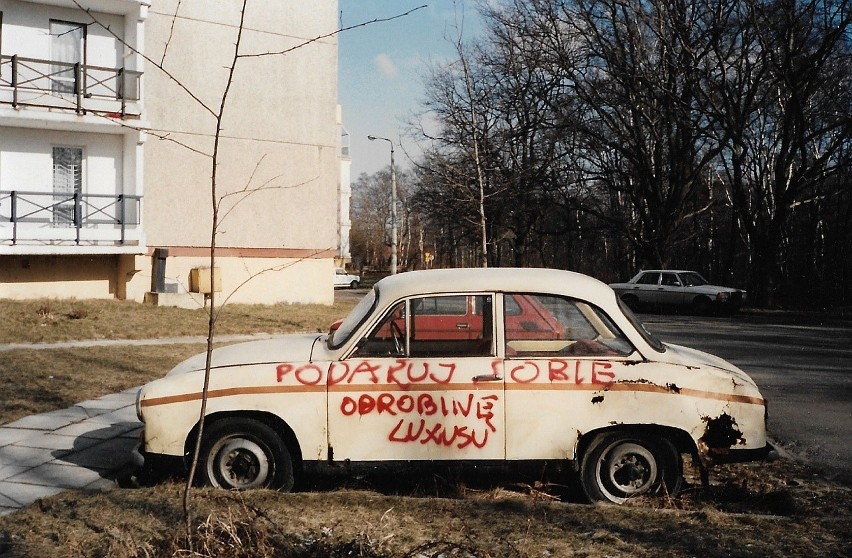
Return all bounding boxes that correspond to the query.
[0,0,341,305]
[136,0,339,304]
[0,254,136,299]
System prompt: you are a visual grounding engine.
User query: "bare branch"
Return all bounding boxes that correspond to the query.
[72,0,217,117]
[160,0,182,67]
[238,5,428,58]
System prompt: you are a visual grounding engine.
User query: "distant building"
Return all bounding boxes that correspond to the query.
[0,0,344,306]
[337,107,352,267]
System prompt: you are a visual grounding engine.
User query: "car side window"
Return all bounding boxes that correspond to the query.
[354,295,494,359]
[661,273,680,286]
[504,294,633,357]
[637,273,659,285]
[354,301,407,357]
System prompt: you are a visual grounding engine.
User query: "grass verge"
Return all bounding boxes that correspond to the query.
[0,457,849,557]
[0,298,357,344]
[0,345,204,424]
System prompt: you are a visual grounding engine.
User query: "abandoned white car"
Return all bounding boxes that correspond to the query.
[135,268,773,503]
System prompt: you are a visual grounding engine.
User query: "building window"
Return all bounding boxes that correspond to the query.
[53,147,83,225]
[50,20,86,95]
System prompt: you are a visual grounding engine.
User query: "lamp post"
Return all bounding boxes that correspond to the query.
[367,135,397,274]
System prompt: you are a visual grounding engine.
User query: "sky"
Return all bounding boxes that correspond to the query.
[338,1,483,179]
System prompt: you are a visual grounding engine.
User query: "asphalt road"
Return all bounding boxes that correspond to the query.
[642,312,852,479]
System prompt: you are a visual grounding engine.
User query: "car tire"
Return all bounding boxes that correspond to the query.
[200,417,294,491]
[349,280,359,289]
[691,296,713,315]
[579,431,682,504]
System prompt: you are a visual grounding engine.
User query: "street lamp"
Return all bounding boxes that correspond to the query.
[367,135,398,274]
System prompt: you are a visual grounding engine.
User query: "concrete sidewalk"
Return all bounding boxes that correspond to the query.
[0,389,141,516]
[0,333,284,517]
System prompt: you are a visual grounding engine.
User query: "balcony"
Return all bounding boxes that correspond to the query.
[0,190,142,249]
[0,54,141,118]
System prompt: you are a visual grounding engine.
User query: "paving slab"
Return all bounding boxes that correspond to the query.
[86,406,139,425]
[0,428,33,447]
[0,384,153,516]
[6,463,105,490]
[0,481,65,508]
[78,392,136,409]
[52,420,139,441]
[0,466,28,482]
[0,445,55,468]
[13,432,100,454]
[53,438,137,471]
[3,414,75,432]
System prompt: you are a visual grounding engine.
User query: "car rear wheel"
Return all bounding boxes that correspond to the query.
[200,418,294,491]
[349,280,359,289]
[579,431,682,503]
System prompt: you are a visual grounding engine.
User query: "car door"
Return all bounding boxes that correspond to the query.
[658,272,687,306]
[327,294,505,462]
[632,272,661,305]
[501,293,638,460]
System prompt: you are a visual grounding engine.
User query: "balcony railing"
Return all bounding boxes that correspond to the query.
[0,190,141,246]
[0,54,141,117]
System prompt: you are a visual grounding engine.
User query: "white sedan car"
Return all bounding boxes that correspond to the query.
[610,270,746,314]
[333,267,360,289]
[135,268,773,503]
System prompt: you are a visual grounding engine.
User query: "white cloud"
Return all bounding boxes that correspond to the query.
[374,53,398,77]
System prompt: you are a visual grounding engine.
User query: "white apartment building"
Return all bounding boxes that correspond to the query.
[0,0,345,305]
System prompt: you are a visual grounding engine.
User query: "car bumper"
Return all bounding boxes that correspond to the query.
[710,443,778,464]
[132,439,185,479]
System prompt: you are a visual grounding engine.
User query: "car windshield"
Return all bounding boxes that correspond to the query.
[328,288,377,349]
[617,298,665,352]
[680,272,708,287]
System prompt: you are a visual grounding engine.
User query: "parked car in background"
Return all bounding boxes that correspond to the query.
[135,268,772,504]
[333,268,360,289]
[609,270,746,314]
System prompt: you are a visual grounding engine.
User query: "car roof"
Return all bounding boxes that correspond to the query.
[373,268,616,305]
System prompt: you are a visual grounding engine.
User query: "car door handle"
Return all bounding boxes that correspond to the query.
[456,323,469,329]
[473,374,502,382]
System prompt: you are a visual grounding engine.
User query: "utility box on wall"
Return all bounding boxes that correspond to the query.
[189,267,222,293]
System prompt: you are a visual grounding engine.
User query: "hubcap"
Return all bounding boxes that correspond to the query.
[209,438,270,489]
[598,441,658,501]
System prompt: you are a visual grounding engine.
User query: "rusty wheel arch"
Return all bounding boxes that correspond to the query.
[575,423,697,465]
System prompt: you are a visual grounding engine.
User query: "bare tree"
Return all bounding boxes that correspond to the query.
[705,0,852,305]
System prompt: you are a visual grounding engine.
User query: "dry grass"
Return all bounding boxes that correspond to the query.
[0,345,205,424]
[0,297,356,425]
[0,457,849,557]
[0,298,357,344]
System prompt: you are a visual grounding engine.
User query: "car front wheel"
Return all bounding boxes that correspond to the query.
[349,280,359,289]
[579,431,682,503]
[200,418,294,491]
